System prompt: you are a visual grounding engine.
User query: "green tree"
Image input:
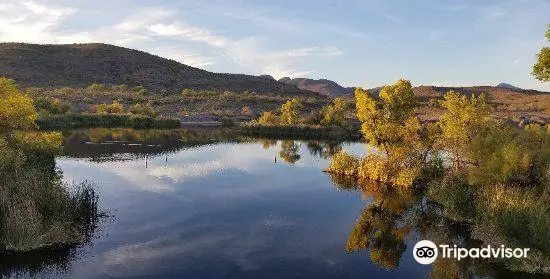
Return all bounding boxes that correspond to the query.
[355,79,417,147]
[0,77,37,134]
[532,24,550,82]
[280,98,303,125]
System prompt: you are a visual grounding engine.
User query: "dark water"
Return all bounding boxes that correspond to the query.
[1,129,540,279]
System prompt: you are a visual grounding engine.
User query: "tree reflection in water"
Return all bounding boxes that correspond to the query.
[279,140,301,164]
[306,141,343,159]
[329,174,549,278]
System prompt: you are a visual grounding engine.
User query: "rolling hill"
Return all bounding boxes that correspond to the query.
[0,43,321,98]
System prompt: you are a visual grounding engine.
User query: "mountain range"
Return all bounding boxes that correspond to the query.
[0,43,320,98]
[0,42,546,100]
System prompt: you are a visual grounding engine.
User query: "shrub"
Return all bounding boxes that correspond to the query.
[258,111,279,125]
[87,83,106,91]
[132,86,149,96]
[328,151,359,176]
[34,97,71,115]
[477,184,550,254]
[241,106,253,116]
[357,153,421,187]
[113,84,128,92]
[96,100,124,114]
[221,91,234,100]
[129,102,157,118]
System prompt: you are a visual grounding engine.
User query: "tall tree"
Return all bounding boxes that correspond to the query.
[532,24,550,82]
[355,79,417,146]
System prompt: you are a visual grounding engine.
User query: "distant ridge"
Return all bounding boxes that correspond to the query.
[496,83,521,90]
[278,77,354,97]
[0,43,321,97]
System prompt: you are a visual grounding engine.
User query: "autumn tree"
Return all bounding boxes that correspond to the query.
[0,77,62,169]
[355,79,417,147]
[532,24,550,82]
[349,79,431,187]
[0,77,37,135]
[321,97,346,126]
[280,98,303,125]
[258,111,279,125]
[437,91,490,169]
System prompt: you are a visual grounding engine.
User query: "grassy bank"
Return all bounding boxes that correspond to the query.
[0,131,104,253]
[37,113,181,129]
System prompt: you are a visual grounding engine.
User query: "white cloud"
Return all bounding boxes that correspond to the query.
[151,46,215,68]
[0,2,340,79]
[147,22,230,47]
[285,47,343,57]
[0,1,74,43]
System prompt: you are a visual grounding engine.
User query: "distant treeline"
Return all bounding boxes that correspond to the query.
[37,114,181,130]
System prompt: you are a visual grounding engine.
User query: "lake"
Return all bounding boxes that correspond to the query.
[1,129,539,279]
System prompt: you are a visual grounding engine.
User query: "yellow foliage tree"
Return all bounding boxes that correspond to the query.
[321,97,346,126]
[280,98,303,125]
[0,77,37,134]
[97,100,125,114]
[355,79,417,146]
[438,91,490,168]
[258,111,279,125]
[352,79,429,187]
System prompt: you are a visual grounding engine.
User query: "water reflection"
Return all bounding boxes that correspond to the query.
[279,140,301,164]
[329,176,548,278]
[11,128,546,278]
[61,128,347,165]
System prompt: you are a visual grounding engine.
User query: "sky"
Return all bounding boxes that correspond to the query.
[0,0,549,90]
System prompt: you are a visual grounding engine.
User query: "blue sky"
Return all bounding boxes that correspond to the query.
[0,0,549,90]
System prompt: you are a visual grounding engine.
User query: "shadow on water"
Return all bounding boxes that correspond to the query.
[0,245,77,278]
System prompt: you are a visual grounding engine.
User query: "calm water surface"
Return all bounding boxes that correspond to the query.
[2,129,530,279]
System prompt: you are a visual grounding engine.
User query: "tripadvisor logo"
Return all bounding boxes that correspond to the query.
[413,240,530,265]
[413,240,438,264]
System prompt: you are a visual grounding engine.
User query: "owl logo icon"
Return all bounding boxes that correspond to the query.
[413,240,438,264]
